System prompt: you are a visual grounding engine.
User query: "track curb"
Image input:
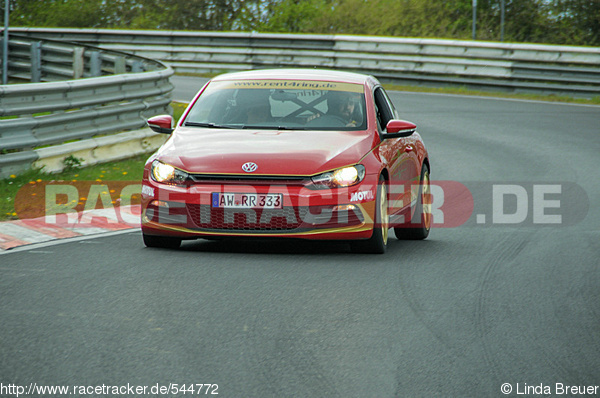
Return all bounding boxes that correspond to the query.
[0,205,140,252]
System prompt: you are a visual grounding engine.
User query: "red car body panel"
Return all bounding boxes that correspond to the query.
[158,128,378,176]
[141,69,429,243]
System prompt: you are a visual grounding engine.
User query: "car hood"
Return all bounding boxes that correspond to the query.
[156,127,375,175]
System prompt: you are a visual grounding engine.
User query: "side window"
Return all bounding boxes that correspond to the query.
[380,88,399,119]
[374,101,382,132]
[374,87,395,131]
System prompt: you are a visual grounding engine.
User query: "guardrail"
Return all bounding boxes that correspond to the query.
[0,34,174,178]
[10,28,600,99]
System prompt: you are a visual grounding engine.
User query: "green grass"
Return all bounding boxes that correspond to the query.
[171,101,188,121]
[1,154,150,221]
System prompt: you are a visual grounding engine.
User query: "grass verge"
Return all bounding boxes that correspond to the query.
[1,154,150,221]
[1,102,189,222]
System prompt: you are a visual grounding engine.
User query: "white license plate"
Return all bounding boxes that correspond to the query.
[212,193,283,209]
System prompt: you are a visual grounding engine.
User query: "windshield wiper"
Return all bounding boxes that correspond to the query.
[241,125,306,130]
[184,122,237,129]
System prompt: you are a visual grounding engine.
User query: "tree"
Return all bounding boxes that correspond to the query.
[10,0,105,28]
[260,0,331,33]
[551,0,600,45]
[5,0,599,46]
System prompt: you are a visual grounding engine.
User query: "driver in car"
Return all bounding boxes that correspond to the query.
[308,91,361,127]
[327,91,359,126]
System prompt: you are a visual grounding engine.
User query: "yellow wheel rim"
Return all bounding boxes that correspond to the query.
[380,182,389,244]
[422,171,431,230]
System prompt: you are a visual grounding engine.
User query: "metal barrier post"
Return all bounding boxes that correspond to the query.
[132,60,143,73]
[90,50,101,76]
[114,56,126,74]
[30,41,41,82]
[73,46,84,79]
[2,0,8,85]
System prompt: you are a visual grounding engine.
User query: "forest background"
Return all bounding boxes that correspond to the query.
[3,0,599,46]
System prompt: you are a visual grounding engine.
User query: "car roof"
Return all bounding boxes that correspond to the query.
[211,68,375,86]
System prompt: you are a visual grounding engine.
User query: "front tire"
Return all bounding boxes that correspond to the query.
[142,233,182,249]
[351,175,389,254]
[394,163,431,240]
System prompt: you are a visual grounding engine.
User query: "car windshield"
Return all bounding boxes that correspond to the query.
[183,79,367,131]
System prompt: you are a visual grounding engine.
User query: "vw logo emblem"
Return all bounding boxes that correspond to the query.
[241,162,258,173]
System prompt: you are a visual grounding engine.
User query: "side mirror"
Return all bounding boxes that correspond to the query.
[383,120,416,139]
[147,115,174,134]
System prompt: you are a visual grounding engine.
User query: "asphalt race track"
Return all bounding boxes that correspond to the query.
[1,76,598,397]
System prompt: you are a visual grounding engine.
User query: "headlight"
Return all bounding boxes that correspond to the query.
[151,160,189,184]
[310,165,366,189]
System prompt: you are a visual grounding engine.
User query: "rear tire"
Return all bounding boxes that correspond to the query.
[394,163,431,240]
[142,233,182,249]
[351,175,389,254]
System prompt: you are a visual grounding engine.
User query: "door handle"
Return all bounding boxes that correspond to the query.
[404,145,414,153]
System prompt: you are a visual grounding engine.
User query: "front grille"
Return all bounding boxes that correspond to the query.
[187,204,308,231]
[186,204,364,232]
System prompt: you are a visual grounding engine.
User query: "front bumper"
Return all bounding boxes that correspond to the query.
[140,176,379,240]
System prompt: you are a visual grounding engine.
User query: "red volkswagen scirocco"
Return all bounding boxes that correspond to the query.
[141,69,431,253]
